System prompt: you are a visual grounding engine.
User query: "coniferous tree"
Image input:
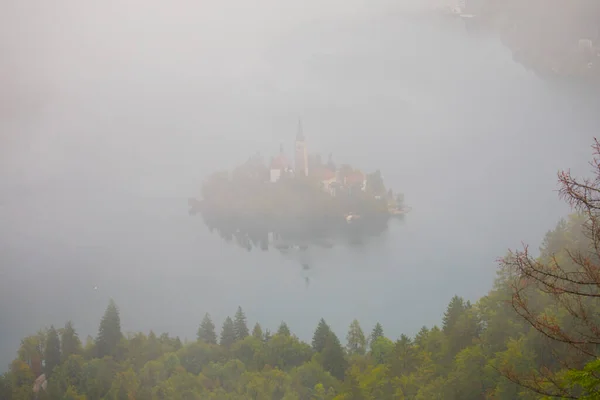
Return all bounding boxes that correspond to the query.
[252,323,263,339]
[321,331,348,381]
[370,322,384,350]
[442,295,466,335]
[96,299,123,358]
[277,322,291,336]
[312,319,332,353]
[197,313,217,344]
[173,337,183,351]
[233,306,249,341]
[220,317,236,347]
[44,326,61,377]
[346,319,367,356]
[414,326,429,348]
[60,321,81,361]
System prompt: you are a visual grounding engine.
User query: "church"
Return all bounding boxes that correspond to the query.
[269,120,308,183]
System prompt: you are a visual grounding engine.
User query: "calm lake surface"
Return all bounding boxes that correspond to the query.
[1,5,599,369]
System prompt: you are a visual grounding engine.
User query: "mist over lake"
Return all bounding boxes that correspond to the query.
[1,1,599,370]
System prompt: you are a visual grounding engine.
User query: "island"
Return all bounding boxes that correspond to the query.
[189,121,409,253]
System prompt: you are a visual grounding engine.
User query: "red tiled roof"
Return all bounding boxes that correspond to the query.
[271,155,289,170]
[313,167,336,181]
[345,172,365,185]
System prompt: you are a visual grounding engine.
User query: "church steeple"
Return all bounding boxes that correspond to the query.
[296,118,305,141]
[294,118,308,177]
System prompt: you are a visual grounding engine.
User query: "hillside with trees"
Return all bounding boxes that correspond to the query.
[462,0,600,86]
[3,141,600,399]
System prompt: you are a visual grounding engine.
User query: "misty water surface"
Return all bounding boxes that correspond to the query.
[1,3,599,369]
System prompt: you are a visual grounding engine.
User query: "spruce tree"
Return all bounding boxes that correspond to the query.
[414,326,429,347]
[220,317,236,347]
[442,295,466,335]
[197,313,217,344]
[60,321,81,361]
[277,321,291,336]
[312,319,332,352]
[233,306,249,341]
[96,299,123,358]
[370,322,384,349]
[321,331,348,380]
[44,326,61,377]
[252,323,263,339]
[346,319,366,355]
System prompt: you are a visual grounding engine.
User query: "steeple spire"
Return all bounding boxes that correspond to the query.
[296,118,305,141]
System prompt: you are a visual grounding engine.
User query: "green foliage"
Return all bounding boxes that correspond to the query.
[220,317,236,348]
[198,313,218,344]
[370,323,384,350]
[277,321,291,336]
[61,321,82,361]
[252,322,263,339]
[44,325,61,377]
[562,358,600,399]
[233,306,249,341]
[313,319,332,353]
[346,319,367,356]
[6,213,600,399]
[320,331,348,381]
[96,299,122,359]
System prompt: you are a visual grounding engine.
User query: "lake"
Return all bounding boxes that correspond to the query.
[1,3,599,370]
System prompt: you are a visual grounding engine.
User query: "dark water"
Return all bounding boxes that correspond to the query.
[1,9,599,370]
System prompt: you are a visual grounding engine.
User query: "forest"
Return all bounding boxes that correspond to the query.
[464,0,600,84]
[2,140,600,399]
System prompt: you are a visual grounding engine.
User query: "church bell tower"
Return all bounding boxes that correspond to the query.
[295,118,308,177]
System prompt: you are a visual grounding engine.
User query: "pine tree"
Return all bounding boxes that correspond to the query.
[220,317,236,347]
[321,331,348,380]
[370,322,384,350]
[60,321,82,361]
[44,326,61,377]
[312,319,332,352]
[252,323,263,339]
[197,313,217,344]
[233,306,249,341]
[277,322,291,336]
[96,298,123,358]
[346,319,366,355]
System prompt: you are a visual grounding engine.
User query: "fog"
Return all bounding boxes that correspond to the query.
[1,1,599,369]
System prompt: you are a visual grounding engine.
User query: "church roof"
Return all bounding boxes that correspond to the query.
[271,155,290,170]
[345,171,365,185]
[314,167,336,181]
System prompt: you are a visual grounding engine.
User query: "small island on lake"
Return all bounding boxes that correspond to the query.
[189,120,410,253]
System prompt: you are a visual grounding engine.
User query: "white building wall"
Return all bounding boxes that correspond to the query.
[270,169,282,183]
